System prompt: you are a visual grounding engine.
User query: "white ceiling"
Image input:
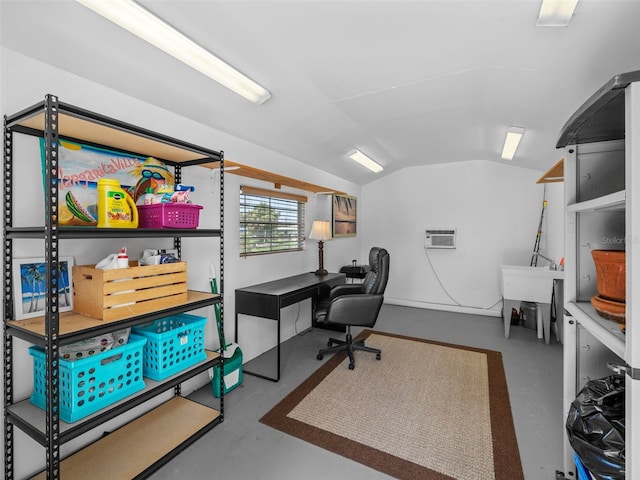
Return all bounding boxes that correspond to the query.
[2,0,640,185]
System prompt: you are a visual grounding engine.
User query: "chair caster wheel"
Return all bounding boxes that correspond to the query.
[349,363,355,370]
[317,353,323,361]
[376,353,381,360]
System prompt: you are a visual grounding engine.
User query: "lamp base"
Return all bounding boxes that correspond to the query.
[314,268,328,276]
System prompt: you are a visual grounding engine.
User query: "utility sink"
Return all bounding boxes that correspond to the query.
[500,265,564,343]
[500,265,564,302]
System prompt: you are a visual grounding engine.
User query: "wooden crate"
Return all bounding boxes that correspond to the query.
[73,261,188,322]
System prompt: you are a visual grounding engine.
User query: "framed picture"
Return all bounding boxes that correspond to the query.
[332,194,357,237]
[12,256,75,320]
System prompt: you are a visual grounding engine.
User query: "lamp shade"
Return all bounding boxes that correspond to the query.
[309,220,332,241]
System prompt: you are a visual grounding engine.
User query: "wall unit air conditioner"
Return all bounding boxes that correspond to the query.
[425,229,456,249]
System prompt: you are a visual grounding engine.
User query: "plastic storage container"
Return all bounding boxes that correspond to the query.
[574,453,593,480]
[520,301,539,330]
[132,313,207,380]
[211,345,243,398]
[138,203,203,229]
[29,334,146,423]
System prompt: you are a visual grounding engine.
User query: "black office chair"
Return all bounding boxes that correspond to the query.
[315,247,389,370]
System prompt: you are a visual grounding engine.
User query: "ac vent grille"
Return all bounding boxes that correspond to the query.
[425,229,456,249]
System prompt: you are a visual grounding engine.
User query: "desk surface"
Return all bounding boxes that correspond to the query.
[235,271,346,382]
[235,272,346,320]
[236,272,344,296]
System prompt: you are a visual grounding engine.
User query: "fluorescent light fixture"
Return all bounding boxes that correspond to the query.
[347,149,384,173]
[536,0,579,27]
[501,127,525,160]
[75,0,271,105]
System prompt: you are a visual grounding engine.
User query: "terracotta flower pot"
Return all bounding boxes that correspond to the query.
[591,294,625,324]
[591,250,626,302]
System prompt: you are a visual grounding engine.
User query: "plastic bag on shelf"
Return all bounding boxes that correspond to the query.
[59,328,131,361]
[566,374,625,480]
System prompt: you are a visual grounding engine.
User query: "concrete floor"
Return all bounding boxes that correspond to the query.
[149,304,565,480]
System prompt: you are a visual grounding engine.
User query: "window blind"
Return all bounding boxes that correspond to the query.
[240,187,306,256]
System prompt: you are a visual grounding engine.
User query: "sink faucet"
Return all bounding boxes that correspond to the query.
[533,252,557,270]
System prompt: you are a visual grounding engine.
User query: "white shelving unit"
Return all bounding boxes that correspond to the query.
[559,71,640,479]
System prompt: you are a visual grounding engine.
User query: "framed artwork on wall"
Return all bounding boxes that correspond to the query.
[332,194,357,237]
[12,256,75,320]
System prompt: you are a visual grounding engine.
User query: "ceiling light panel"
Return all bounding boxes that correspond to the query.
[501,127,524,160]
[75,0,271,104]
[347,149,384,173]
[537,0,579,27]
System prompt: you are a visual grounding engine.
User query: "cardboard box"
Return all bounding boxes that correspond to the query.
[73,261,187,322]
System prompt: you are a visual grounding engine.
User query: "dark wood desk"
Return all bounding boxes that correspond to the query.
[235,272,345,381]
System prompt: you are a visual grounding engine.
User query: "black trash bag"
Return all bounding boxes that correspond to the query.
[566,374,625,480]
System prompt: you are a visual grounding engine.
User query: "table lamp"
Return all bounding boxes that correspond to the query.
[309,220,332,275]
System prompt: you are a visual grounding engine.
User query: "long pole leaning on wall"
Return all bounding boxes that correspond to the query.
[531,184,548,267]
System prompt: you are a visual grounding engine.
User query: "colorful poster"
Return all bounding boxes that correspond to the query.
[40,139,174,226]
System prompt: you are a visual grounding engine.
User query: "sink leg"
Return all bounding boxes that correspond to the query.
[541,303,551,344]
[503,299,518,338]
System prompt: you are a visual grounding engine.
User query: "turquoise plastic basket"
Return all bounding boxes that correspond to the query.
[29,334,146,423]
[132,313,207,381]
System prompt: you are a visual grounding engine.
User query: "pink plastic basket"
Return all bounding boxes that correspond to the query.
[138,203,203,229]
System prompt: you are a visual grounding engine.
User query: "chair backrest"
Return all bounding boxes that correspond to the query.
[361,247,389,295]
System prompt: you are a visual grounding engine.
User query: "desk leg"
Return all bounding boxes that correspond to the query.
[235,310,281,383]
[235,311,239,345]
[276,308,281,381]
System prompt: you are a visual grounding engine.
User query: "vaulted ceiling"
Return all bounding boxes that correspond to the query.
[2,0,639,185]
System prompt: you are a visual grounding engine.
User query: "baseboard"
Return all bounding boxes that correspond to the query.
[384,297,502,318]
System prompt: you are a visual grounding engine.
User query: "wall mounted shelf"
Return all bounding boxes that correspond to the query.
[536,157,564,184]
[206,159,347,195]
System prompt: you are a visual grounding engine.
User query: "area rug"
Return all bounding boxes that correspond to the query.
[260,330,523,480]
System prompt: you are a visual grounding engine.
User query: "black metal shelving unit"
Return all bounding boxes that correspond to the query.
[3,94,225,479]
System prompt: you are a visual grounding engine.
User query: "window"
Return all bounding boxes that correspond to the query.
[240,186,306,256]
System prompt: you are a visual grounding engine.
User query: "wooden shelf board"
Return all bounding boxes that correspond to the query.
[9,351,219,440]
[32,397,220,480]
[18,112,213,163]
[8,291,218,338]
[537,157,564,184]
[14,103,342,195]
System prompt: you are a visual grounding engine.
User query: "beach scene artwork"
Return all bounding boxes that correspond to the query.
[332,194,357,237]
[13,257,74,320]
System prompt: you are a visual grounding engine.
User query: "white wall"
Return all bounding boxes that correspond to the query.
[1,46,565,478]
[359,161,565,316]
[1,47,361,479]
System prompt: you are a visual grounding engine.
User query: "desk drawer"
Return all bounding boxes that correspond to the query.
[282,286,318,308]
[236,290,280,320]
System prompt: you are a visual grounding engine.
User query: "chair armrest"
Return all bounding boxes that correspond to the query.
[329,284,362,300]
[325,294,384,327]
